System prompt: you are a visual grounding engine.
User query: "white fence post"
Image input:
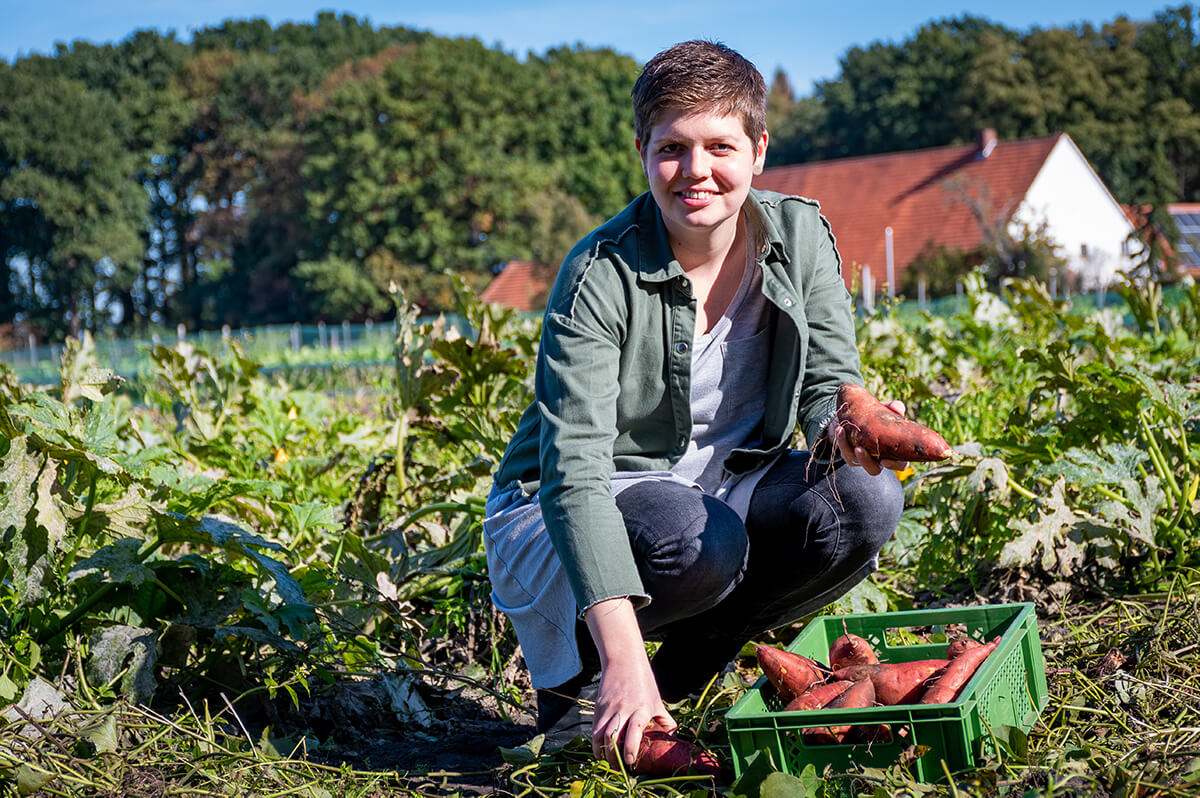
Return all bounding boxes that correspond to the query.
[884,227,895,299]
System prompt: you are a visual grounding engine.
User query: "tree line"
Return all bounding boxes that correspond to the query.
[766,6,1200,241]
[2,6,1198,342]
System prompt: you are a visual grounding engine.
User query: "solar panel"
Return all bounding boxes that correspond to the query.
[1170,211,1200,268]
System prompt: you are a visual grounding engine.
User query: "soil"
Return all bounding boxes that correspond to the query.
[260,673,538,795]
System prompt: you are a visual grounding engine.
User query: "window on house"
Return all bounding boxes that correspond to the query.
[1080,243,1089,258]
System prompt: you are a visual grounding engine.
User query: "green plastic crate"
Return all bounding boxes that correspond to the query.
[726,602,1048,783]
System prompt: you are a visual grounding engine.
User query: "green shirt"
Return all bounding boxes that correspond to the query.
[491,188,863,615]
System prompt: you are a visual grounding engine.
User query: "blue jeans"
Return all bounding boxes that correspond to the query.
[613,450,903,699]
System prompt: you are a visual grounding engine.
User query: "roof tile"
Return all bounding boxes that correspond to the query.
[754,135,1062,287]
[479,260,554,311]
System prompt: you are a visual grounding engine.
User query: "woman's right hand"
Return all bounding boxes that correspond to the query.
[584,597,676,767]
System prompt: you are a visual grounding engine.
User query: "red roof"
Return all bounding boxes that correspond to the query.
[754,134,1062,288]
[479,260,555,311]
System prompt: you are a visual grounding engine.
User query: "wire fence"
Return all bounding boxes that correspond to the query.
[0,317,477,386]
[0,281,1154,387]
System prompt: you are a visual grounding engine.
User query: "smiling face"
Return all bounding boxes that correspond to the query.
[637,108,768,245]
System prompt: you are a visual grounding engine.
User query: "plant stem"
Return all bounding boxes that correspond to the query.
[1141,408,1182,503]
[65,471,99,568]
[37,536,164,645]
[362,501,477,544]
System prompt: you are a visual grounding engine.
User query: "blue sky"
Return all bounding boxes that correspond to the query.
[0,1,1179,93]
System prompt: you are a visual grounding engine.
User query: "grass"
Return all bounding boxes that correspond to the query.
[6,574,1200,796]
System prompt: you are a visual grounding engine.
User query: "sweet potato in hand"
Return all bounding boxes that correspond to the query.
[634,724,723,778]
[836,383,952,462]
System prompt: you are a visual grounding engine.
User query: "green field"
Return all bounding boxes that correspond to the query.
[2,274,1198,796]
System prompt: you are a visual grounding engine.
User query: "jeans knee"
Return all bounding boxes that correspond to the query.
[654,504,746,602]
[617,485,747,607]
[843,466,904,555]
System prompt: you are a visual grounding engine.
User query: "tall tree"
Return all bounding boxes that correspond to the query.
[766,67,795,136]
[0,68,143,337]
[296,37,632,313]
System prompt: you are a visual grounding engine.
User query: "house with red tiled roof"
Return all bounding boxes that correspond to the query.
[479,260,556,312]
[481,131,1140,310]
[754,130,1141,294]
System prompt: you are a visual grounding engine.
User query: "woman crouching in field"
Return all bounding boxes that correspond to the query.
[483,39,907,770]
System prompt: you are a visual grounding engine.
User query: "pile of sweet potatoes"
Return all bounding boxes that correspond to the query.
[756,630,1000,746]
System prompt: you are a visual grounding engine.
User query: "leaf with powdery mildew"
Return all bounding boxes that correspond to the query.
[70,367,123,403]
[0,436,39,537]
[1,438,57,605]
[966,456,1010,497]
[1096,475,1165,548]
[8,523,51,606]
[1001,478,1087,574]
[67,538,153,586]
[60,332,123,404]
[1038,443,1144,488]
[69,484,153,539]
[87,625,157,705]
[34,458,69,552]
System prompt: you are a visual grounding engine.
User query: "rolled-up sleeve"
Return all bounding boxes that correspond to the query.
[797,208,862,448]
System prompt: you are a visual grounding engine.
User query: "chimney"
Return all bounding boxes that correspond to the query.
[976,128,998,159]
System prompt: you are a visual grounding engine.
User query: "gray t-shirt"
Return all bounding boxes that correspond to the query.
[670,222,769,491]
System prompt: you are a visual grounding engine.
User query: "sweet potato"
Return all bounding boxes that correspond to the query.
[800,677,876,745]
[757,645,825,703]
[832,659,949,705]
[828,631,878,669]
[783,680,853,712]
[946,637,983,660]
[634,724,723,778]
[836,383,953,462]
[918,638,999,704]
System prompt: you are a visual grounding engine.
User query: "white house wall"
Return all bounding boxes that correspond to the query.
[1014,135,1140,289]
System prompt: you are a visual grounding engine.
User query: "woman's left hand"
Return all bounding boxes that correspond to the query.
[827,399,910,475]
[584,598,676,768]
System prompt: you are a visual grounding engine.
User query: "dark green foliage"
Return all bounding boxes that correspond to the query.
[0,16,641,339]
[4,7,1200,341]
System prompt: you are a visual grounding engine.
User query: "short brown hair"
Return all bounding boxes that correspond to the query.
[631,40,767,146]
